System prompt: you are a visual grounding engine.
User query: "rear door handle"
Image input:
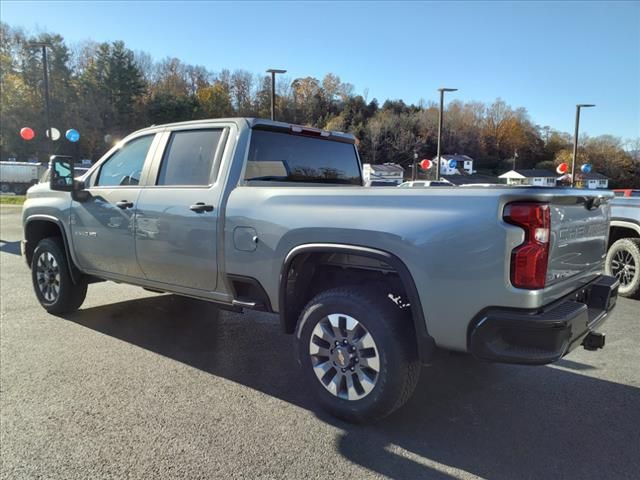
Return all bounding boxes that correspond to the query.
[116,200,134,209]
[190,202,214,213]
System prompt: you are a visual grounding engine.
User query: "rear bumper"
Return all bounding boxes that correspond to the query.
[469,275,619,365]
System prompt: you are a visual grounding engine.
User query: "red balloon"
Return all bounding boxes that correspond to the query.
[556,162,568,174]
[20,127,35,141]
[419,159,432,170]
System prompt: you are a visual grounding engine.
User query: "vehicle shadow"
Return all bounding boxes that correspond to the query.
[66,295,640,480]
[0,239,21,256]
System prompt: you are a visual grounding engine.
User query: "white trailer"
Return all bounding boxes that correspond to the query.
[362,163,405,186]
[0,162,48,194]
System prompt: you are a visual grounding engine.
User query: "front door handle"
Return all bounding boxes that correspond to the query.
[190,202,214,213]
[116,200,134,210]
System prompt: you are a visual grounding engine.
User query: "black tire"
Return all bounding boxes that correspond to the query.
[605,238,640,298]
[31,237,87,314]
[295,286,420,423]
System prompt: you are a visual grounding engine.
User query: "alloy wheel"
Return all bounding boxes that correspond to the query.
[611,249,637,287]
[309,313,380,401]
[36,252,61,303]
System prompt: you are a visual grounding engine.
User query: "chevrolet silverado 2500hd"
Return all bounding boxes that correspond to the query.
[22,118,618,422]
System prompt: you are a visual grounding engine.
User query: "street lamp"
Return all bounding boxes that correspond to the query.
[28,42,53,148]
[436,87,458,180]
[266,68,287,121]
[571,104,595,187]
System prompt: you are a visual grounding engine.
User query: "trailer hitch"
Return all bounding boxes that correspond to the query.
[582,332,605,351]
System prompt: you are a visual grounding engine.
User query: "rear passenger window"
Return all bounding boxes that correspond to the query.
[157,130,223,186]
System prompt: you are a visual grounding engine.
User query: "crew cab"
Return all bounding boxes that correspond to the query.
[22,118,618,422]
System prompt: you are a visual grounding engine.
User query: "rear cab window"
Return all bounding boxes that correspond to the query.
[245,129,362,185]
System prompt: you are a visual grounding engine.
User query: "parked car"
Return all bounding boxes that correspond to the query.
[22,118,618,422]
[613,189,640,198]
[398,180,453,187]
[606,197,640,298]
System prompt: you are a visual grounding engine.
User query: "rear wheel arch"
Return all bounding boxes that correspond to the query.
[278,243,435,363]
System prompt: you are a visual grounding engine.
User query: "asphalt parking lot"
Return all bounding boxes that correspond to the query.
[1,204,639,479]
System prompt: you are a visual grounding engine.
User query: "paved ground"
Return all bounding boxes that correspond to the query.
[1,204,639,479]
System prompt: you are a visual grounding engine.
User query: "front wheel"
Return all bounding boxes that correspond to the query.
[606,238,640,298]
[31,237,87,314]
[295,286,420,423]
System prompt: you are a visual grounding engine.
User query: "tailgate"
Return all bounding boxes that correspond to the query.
[547,194,611,289]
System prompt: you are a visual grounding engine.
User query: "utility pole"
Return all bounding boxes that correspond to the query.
[266,68,287,120]
[28,42,53,149]
[436,87,458,180]
[571,104,595,186]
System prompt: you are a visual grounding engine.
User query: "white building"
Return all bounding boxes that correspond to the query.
[576,172,609,189]
[499,169,557,187]
[432,154,474,176]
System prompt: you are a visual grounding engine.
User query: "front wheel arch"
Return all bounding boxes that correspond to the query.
[24,217,82,284]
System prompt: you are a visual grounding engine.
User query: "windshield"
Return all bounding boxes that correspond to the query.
[245,130,362,185]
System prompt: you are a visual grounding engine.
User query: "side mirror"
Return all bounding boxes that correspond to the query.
[50,156,75,192]
[50,155,89,201]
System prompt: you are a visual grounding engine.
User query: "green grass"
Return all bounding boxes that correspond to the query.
[0,195,26,205]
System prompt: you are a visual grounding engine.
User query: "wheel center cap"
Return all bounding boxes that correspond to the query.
[335,347,349,367]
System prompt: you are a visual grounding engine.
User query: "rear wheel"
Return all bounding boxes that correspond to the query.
[295,286,420,423]
[31,237,87,314]
[605,238,640,298]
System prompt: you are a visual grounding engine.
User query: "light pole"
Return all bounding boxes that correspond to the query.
[266,68,287,121]
[571,104,595,187]
[436,87,457,180]
[28,42,53,149]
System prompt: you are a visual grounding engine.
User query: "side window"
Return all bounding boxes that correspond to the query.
[157,129,223,186]
[97,135,154,187]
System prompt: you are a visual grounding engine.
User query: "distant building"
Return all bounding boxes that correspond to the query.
[499,169,557,187]
[442,173,500,186]
[362,163,404,186]
[575,172,609,189]
[433,154,474,175]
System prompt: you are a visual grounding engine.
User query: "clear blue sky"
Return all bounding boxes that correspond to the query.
[2,1,639,139]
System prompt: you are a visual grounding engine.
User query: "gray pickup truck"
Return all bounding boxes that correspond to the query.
[22,118,619,422]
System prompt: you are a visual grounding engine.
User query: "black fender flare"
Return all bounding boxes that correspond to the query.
[24,215,82,285]
[279,243,435,363]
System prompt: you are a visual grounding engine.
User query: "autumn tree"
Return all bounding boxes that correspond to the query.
[1,22,637,188]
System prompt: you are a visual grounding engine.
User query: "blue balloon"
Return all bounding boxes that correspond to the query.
[448,159,457,168]
[65,129,80,142]
[581,164,592,174]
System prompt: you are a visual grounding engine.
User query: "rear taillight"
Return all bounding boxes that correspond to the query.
[504,202,550,289]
